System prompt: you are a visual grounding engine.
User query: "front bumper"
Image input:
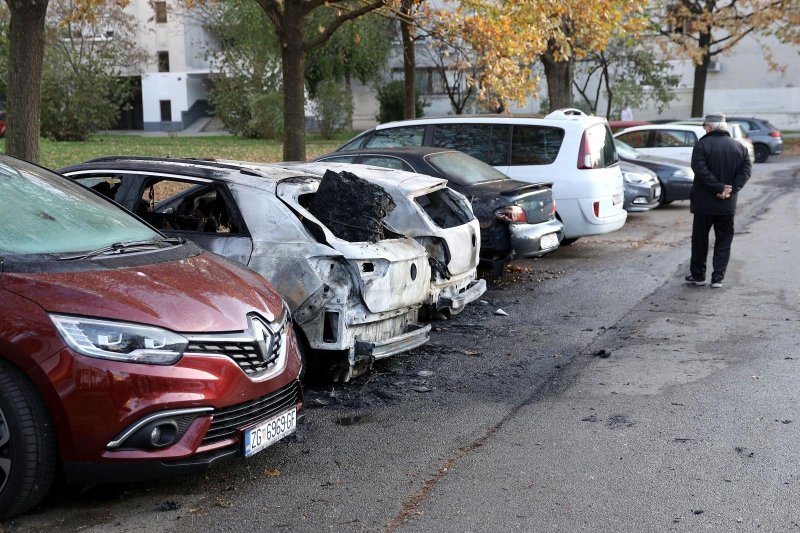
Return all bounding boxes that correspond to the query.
[509,218,565,257]
[624,181,660,212]
[661,177,693,202]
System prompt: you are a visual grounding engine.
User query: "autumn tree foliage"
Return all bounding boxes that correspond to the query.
[656,0,800,117]
[425,0,645,112]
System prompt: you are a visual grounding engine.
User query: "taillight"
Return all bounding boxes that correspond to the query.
[593,201,600,218]
[577,130,593,169]
[495,205,527,223]
[770,131,781,138]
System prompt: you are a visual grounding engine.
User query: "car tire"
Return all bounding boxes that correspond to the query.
[753,144,769,163]
[0,359,57,519]
[560,237,580,246]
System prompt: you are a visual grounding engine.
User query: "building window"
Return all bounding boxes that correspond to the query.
[160,100,172,122]
[155,1,167,23]
[157,51,170,72]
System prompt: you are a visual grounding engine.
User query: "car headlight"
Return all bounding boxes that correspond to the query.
[623,171,649,184]
[671,168,694,180]
[50,314,188,365]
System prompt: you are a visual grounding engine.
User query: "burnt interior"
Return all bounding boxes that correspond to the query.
[308,170,397,243]
[415,189,472,229]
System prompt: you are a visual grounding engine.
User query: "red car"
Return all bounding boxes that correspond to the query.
[0,155,303,518]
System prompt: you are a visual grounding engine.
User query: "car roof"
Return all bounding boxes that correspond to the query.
[374,110,608,131]
[317,146,459,159]
[614,124,707,135]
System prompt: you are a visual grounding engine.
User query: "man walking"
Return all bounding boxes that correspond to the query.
[685,113,751,288]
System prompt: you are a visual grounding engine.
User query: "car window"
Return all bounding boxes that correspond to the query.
[359,156,412,171]
[74,175,125,202]
[431,124,510,166]
[613,139,641,159]
[139,178,241,234]
[617,130,649,148]
[363,126,426,148]
[338,132,371,151]
[0,158,158,255]
[510,125,565,165]
[584,123,619,169]
[653,129,696,147]
[426,151,509,186]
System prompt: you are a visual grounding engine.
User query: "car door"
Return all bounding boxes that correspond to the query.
[645,129,697,162]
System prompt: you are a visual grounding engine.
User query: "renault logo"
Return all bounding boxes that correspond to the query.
[249,315,273,362]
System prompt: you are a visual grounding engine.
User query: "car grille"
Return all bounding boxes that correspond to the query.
[186,314,286,378]
[202,380,301,446]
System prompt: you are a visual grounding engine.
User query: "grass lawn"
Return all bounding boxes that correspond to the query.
[0,132,357,170]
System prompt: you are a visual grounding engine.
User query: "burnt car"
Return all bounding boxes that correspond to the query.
[0,154,302,518]
[271,160,487,313]
[311,147,563,273]
[620,161,660,212]
[614,139,694,205]
[60,157,435,381]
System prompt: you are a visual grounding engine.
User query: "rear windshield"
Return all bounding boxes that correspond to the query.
[363,126,426,148]
[0,157,159,255]
[425,151,509,186]
[585,123,619,168]
[613,139,641,159]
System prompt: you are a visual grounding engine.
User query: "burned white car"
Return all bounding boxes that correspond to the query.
[59,157,434,380]
[245,161,487,317]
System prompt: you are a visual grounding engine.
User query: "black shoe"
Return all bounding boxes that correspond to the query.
[684,275,706,286]
[710,275,723,288]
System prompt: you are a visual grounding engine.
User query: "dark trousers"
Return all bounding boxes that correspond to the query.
[690,214,735,279]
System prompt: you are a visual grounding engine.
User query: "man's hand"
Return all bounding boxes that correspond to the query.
[717,185,732,199]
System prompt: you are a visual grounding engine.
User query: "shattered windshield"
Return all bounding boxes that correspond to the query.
[0,157,159,255]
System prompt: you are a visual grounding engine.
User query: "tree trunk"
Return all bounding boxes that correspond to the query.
[5,0,49,163]
[691,32,712,118]
[541,44,573,112]
[400,0,416,120]
[281,2,307,162]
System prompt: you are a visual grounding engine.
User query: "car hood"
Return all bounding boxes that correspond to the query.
[1,252,285,333]
[622,153,691,171]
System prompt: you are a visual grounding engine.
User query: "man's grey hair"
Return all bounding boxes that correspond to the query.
[705,121,728,132]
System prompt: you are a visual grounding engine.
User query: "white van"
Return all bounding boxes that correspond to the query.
[336,109,626,242]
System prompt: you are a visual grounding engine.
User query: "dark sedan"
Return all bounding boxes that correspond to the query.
[620,161,660,212]
[313,147,564,274]
[614,139,694,205]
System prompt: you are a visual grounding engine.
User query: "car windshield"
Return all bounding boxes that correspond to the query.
[614,139,641,160]
[425,151,509,186]
[0,156,160,255]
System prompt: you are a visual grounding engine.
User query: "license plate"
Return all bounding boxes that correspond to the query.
[613,193,623,205]
[541,232,559,250]
[243,407,297,458]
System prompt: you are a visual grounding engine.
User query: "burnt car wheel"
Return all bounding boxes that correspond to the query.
[753,144,769,164]
[0,359,57,519]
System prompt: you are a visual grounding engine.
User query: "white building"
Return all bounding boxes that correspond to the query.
[119,0,216,131]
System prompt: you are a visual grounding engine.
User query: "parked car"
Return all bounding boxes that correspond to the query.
[311,147,564,273]
[725,116,783,163]
[60,157,443,381]
[0,154,303,518]
[620,161,660,211]
[614,139,694,205]
[607,120,652,133]
[335,109,627,244]
[615,123,755,165]
[241,159,487,313]
[670,120,755,164]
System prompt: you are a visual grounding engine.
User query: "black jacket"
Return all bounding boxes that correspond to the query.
[690,130,751,215]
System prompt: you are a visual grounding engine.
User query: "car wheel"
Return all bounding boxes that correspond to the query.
[753,144,769,163]
[0,359,57,519]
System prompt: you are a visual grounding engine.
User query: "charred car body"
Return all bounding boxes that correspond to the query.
[261,161,487,316]
[60,157,448,380]
[312,147,563,273]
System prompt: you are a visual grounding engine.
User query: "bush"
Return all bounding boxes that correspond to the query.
[312,79,353,139]
[209,76,283,139]
[376,80,428,123]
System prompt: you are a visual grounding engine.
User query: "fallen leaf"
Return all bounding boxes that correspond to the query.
[265,469,282,477]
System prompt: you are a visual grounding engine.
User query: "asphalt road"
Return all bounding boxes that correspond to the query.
[5,157,799,532]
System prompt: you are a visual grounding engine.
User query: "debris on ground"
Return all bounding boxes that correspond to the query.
[416,370,435,378]
[592,349,611,358]
[412,385,432,393]
[160,501,181,512]
[308,170,396,242]
[494,309,508,316]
